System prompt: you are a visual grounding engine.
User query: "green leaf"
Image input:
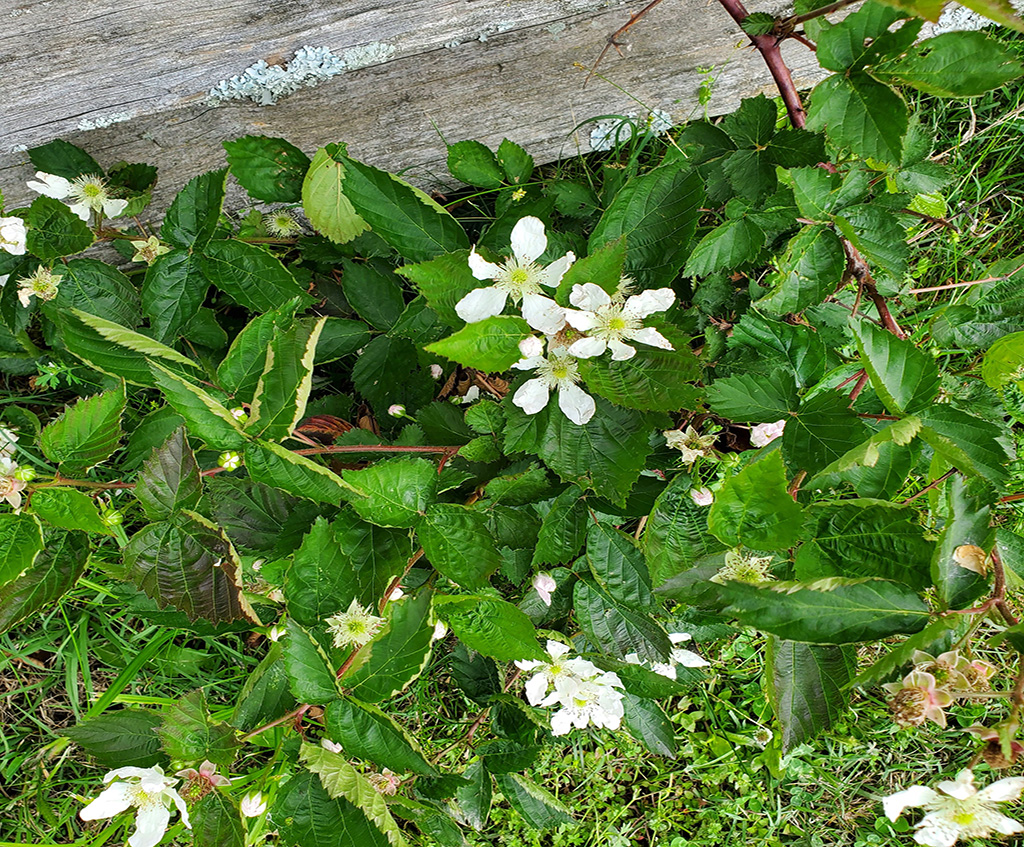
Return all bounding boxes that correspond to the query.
[497,139,534,184]
[730,312,827,388]
[339,258,405,331]
[709,452,807,551]
[554,237,626,306]
[683,217,765,277]
[283,617,344,703]
[0,513,46,585]
[806,73,907,165]
[720,578,931,644]
[133,427,203,521]
[834,204,908,281]
[192,791,245,847]
[0,529,89,634]
[621,692,676,757]
[331,150,470,262]
[642,476,726,587]
[932,475,993,608]
[200,239,312,312]
[40,382,125,473]
[850,615,960,689]
[851,320,940,415]
[244,440,357,504]
[24,196,95,260]
[707,370,799,423]
[766,638,855,751]
[216,302,299,403]
[536,398,653,507]
[782,391,870,477]
[533,484,588,566]
[341,457,439,529]
[57,258,142,327]
[272,771,392,847]
[434,595,545,662]
[142,249,211,342]
[982,331,1024,390]
[343,590,435,703]
[586,523,656,611]
[397,251,481,326]
[917,405,1011,485]
[156,689,238,766]
[575,580,671,662]
[324,697,438,775]
[247,316,325,441]
[302,146,372,244]
[589,163,704,287]
[30,488,111,535]
[233,643,296,731]
[879,31,1024,97]
[124,511,257,624]
[353,334,438,418]
[483,464,550,506]
[426,316,532,372]
[418,504,502,590]
[299,742,408,847]
[223,135,311,203]
[149,362,247,450]
[162,169,228,250]
[757,225,846,314]
[448,140,505,189]
[492,774,573,830]
[795,502,933,590]
[28,139,102,180]
[286,513,410,625]
[317,317,373,363]
[64,709,164,768]
[455,760,492,831]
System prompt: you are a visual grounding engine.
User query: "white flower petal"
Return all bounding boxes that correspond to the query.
[468,248,502,281]
[129,804,171,847]
[979,776,1024,803]
[669,633,693,645]
[557,383,595,425]
[512,354,546,371]
[105,767,166,783]
[912,819,959,847]
[524,673,549,705]
[563,308,598,332]
[68,202,92,222]
[607,338,637,360]
[991,812,1024,835]
[27,172,71,199]
[80,781,134,820]
[521,293,565,334]
[538,252,575,288]
[570,283,612,311]
[936,770,977,800]
[883,785,938,821]
[510,216,547,264]
[513,378,551,415]
[624,288,675,318]
[103,198,129,218]
[518,335,544,359]
[567,336,607,359]
[456,286,508,323]
[628,326,673,350]
[546,641,572,659]
[550,709,573,736]
[672,648,710,668]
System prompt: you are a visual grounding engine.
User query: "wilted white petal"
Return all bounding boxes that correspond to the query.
[537,252,575,288]
[991,813,1024,835]
[513,378,551,415]
[129,804,171,847]
[510,216,547,264]
[624,288,675,318]
[567,336,607,359]
[80,781,134,820]
[629,326,673,350]
[456,286,508,323]
[883,786,939,821]
[468,248,503,281]
[570,283,612,311]
[520,293,565,334]
[558,382,595,425]
[979,777,1024,803]
[607,338,637,361]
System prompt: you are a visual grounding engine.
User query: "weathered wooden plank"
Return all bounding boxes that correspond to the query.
[1,0,828,211]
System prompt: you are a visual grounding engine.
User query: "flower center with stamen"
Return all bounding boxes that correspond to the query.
[536,354,580,387]
[495,258,544,300]
[68,175,111,210]
[591,303,642,342]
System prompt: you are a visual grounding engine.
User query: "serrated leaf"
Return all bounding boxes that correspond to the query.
[0,514,44,585]
[233,642,296,731]
[200,239,312,312]
[244,440,357,504]
[134,427,202,520]
[64,709,164,768]
[149,362,247,450]
[418,504,502,590]
[224,135,311,203]
[766,638,855,751]
[271,771,392,847]
[932,475,993,608]
[341,457,439,529]
[642,475,726,587]
[586,523,656,610]
[339,258,405,331]
[492,774,573,830]
[192,791,245,847]
[707,370,799,423]
[124,511,257,625]
[397,251,481,326]
[283,617,344,703]
[684,217,765,277]
[40,382,125,473]
[621,692,676,757]
[806,73,907,165]
[850,615,959,689]
[324,697,438,775]
[57,258,142,327]
[574,580,671,662]
[216,301,299,402]
[852,320,940,415]
[142,249,210,342]
[30,488,111,535]
[758,225,846,314]
[28,139,102,180]
[162,169,227,250]
[352,335,437,418]
[0,529,89,634]
[448,140,505,189]
[720,577,931,644]
[24,195,95,260]
[302,146,372,244]
[455,760,492,831]
[426,316,532,372]
[782,391,870,477]
[157,689,238,766]
[879,31,1024,97]
[497,139,533,184]
[917,405,1011,484]
[709,452,807,550]
[434,595,545,662]
[533,484,588,566]
[982,331,1024,390]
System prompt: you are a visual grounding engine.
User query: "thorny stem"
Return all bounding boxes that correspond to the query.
[901,469,956,504]
[780,0,860,28]
[240,704,311,743]
[848,371,870,403]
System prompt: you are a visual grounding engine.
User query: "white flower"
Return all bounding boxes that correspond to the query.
[432,621,448,641]
[689,486,714,506]
[565,282,674,361]
[79,766,190,847]
[390,586,405,601]
[0,427,18,459]
[456,216,574,334]
[17,266,62,307]
[663,426,717,465]
[430,364,444,380]
[515,640,599,706]
[320,738,343,753]
[0,216,27,255]
[532,572,557,607]
[750,419,786,448]
[325,598,385,648]
[625,632,709,678]
[218,451,242,471]
[542,671,625,735]
[240,791,267,818]
[512,336,595,426]
[884,769,1024,847]
[27,171,128,222]
[0,457,27,509]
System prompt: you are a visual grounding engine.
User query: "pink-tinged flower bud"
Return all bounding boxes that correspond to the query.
[388,404,406,417]
[532,572,557,606]
[689,486,714,506]
[750,420,786,447]
[321,738,343,753]
[430,364,444,380]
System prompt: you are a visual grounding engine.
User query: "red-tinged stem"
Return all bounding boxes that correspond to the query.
[848,371,870,403]
[780,0,859,28]
[901,469,956,504]
[240,704,311,742]
[293,445,460,457]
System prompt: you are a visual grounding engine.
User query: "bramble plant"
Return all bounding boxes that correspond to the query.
[4,1,1024,845]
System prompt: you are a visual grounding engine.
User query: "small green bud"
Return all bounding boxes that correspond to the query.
[13,466,36,482]
[102,509,123,526]
[219,451,242,471]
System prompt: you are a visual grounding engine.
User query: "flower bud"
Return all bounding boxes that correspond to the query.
[219,451,242,471]
[229,407,249,423]
[101,509,123,527]
[240,791,267,817]
[387,404,407,417]
[13,466,36,482]
[430,364,444,380]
